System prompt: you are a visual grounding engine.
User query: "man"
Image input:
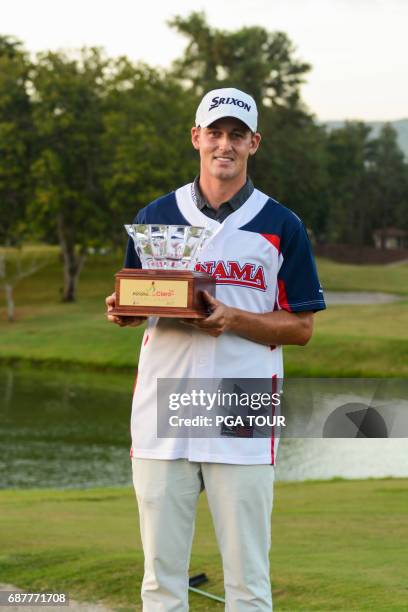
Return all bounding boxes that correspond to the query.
[106,87,326,611]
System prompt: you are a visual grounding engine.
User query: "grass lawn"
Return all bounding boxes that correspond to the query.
[286,301,408,376]
[317,258,408,296]
[1,479,407,611]
[0,250,407,376]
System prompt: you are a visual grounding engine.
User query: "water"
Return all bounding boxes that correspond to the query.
[0,367,134,489]
[1,367,407,489]
[275,438,408,481]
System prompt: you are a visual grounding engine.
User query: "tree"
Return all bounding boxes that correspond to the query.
[29,48,109,302]
[0,36,38,320]
[0,35,33,247]
[101,59,197,243]
[168,12,311,109]
[369,123,408,241]
[252,106,330,238]
[0,247,53,322]
[325,122,408,246]
[326,122,376,245]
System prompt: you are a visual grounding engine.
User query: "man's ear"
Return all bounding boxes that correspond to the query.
[249,132,261,156]
[249,132,261,155]
[191,126,201,151]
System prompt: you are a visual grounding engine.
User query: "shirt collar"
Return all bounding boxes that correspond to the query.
[193,176,254,212]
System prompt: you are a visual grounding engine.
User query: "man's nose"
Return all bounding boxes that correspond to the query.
[217,135,233,151]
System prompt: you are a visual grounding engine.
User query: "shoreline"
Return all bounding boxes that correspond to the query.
[0,355,405,378]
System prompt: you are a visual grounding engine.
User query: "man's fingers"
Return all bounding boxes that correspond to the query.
[105,292,116,310]
[128,317,147,327]
[198,309,222,327]
[202,290,219,309]
[107,314,147,327]
[107,313,123,324]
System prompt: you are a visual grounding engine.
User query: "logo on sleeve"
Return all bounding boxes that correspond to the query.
[195,260,266,291]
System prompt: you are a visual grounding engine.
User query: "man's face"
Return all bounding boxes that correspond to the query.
[191,118,261,182]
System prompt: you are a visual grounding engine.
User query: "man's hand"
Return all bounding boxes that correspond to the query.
[182,291,235,337]
[105,292,147,327]
[183,291,314,345]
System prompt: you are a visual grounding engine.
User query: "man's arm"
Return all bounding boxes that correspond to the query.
[185,291,314,345]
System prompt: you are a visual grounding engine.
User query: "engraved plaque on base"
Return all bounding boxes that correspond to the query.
[111,224,216,318]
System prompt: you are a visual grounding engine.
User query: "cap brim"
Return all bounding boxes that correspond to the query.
[196,109,256,132]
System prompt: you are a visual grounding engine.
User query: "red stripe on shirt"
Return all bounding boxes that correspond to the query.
[130,369,139,459]
[271,375,277,465]
[261,233,281,252]
[277,279,292,312]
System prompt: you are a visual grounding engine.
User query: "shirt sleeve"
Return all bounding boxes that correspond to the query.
[123,210,144,269]
[276,223,326,313]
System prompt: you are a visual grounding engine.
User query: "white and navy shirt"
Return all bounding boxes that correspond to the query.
[125,183,326,465]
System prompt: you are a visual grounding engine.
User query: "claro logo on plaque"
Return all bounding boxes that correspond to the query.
[120,279,188,308]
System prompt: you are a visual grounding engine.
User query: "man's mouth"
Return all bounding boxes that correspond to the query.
[214,156,234,162]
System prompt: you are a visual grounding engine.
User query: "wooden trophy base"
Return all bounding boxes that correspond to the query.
[111,268,216,318]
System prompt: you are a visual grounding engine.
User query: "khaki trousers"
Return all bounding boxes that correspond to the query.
[132,458,274,611]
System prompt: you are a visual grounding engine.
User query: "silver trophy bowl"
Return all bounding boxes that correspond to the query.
[125,224,213,270]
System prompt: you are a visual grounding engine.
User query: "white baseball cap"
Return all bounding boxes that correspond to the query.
[195,87,258,132]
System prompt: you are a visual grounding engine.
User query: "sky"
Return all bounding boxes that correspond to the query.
[2,0,407,121]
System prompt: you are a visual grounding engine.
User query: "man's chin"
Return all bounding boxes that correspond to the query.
[211,169,237,181]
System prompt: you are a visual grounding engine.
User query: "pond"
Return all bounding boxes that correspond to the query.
[0,367,133,489]
[1,367,407,489]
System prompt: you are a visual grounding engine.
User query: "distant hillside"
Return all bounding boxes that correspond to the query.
[323,118,408,158]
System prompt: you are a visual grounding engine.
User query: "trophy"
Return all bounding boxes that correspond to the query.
[111,224,216,318]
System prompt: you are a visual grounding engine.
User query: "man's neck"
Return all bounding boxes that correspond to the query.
[198,174,246,210]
